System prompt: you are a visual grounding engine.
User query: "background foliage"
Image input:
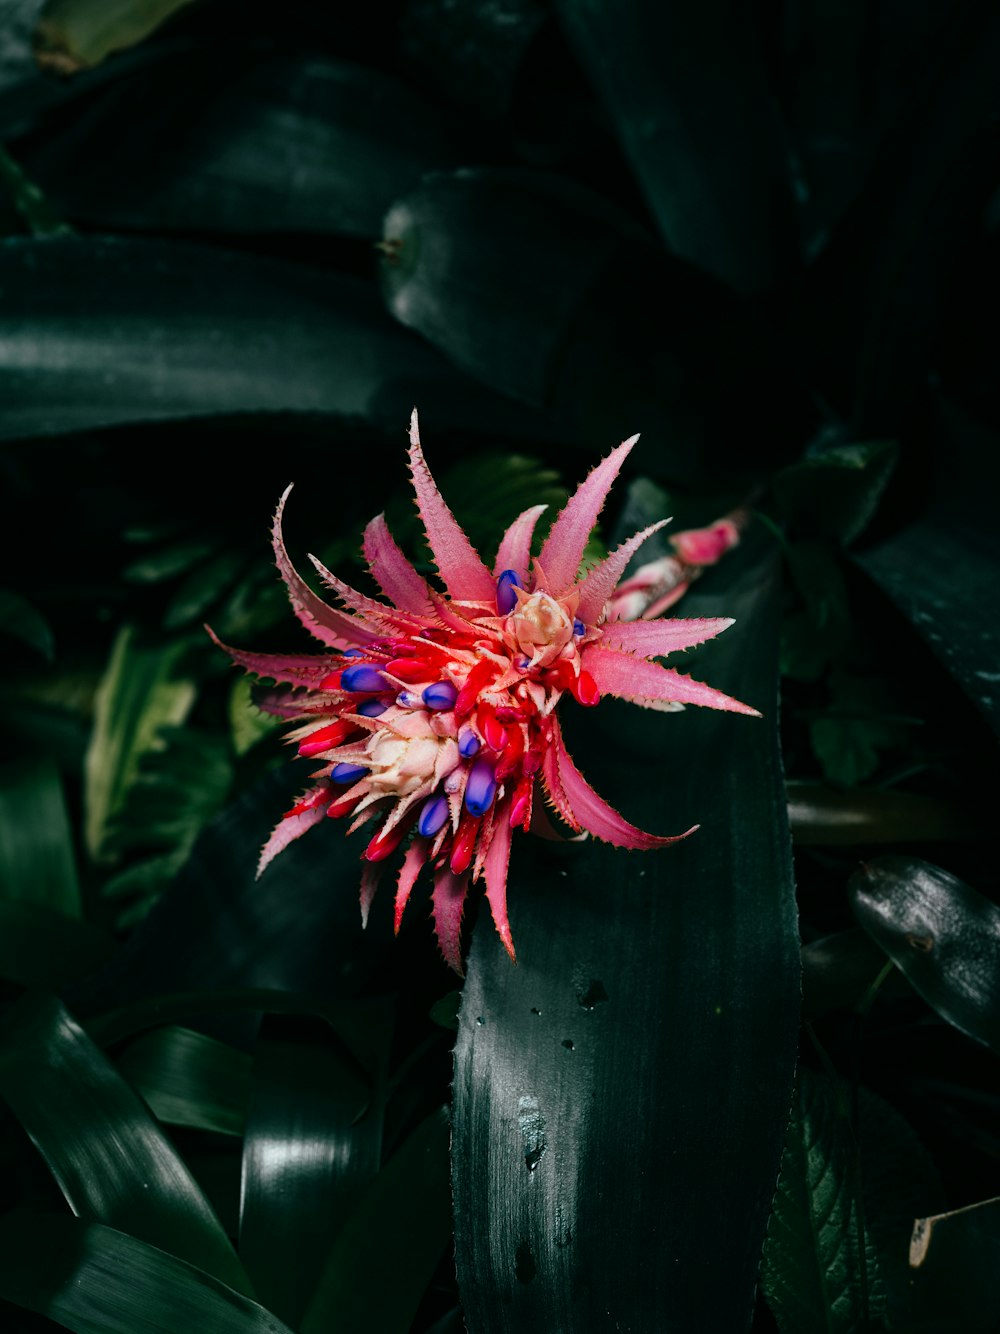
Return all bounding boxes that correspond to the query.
[1,1,999,1330]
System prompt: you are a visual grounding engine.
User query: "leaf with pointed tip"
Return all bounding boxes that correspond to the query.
[0,992,252,1295]
[0,588,54,658]
[761,1067,886,1334]
[848,856,1000,1053]
[116,1025,252,1137]
[451,520,800,1330]
[0,1212,293,1334]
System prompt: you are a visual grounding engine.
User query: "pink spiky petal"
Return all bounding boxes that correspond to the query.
[273,486,377,646]
[493,503,549,583]
[394,839,427,933]
[583,645,759,715]
[362,513,434,615]
[408,409,497,601]
[574,519,670,624]
[359,860,384,928]
[483,802,516,961]
[307,554,429,633]
[432,867,468,975]
[205,627,339,688]
[551,718,695,850]
[599,617,735,658]
[537,434,638,594]
[257,800,328,878]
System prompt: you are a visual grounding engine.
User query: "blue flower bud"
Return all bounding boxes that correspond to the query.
[458,726,480,758]
[356,699,388,718]
[418,793,449,837]
[573,618,585,636]
[464,758,497,817]
[496,569,523,616]
[423,679,458,711]
[341,664,387,693]
[330,762,367,784]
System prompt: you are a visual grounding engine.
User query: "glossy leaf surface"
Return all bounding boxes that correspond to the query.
[301,1106,452,1334]
[116,1025,252,1136]
[0,992,251,1295]
[0,1212,292,1334]
[848,856,1000,1053]
[239,1006,393,1329]
[452,526,800,1330]
[0,757,80,912]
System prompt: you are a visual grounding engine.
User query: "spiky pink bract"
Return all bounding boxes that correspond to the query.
[214,410,755,972]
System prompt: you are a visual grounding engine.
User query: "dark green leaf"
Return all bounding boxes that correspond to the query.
[37,0,194,69]
[907,1197,1000,1334]
[848,856,1000,1053]
[229,677,283,757]
[301,1107,452,1334]
[0,992,251,1295]
[122,536,221,584]
[240,1005,392,1328]
[801,929,903,1021]
[0,758,80,913]
[64,770,399,1021]
[451,527,800,1329]
[0,1212,293,1334]
[0,900,116,988]
[0,141,71,236]
[0,235,549,442]
[162,551,248,630]
[554,0,799,292]
[83,626,195,862]
[781,542,853,682]
[787,782,979,846]
[808,669,912,786]
[772,439,898,546]
[24,55,463,238]
[0,588,54,658]
[761,1067,886,1334]
[429,991,461,1031]
[116,1025,252,1137]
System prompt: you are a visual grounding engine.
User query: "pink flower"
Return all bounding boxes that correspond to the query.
[212,411,757,972]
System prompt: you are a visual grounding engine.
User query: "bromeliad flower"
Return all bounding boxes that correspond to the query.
[213,411,758,972]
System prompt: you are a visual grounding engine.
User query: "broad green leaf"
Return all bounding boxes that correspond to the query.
[162,550,247,630]
[0,588,54,658]
[772,439,898,546]
[122,536,221,584]
[301,1107,452,1334]
[781,541,853,682]
[451,526,800,1330]
[907,1197,1000,1333]
[240,1006,392,1328]
[761,1067,886,1333]
[116,1025,252,1137]
[554,0,799,292]
[24,55,462,239]
[0,757,80,913]
[0,1212,292,1334]
[848,856,1000,1053]
[84,625,196,861]
[0,900,116,987]
[0,236,548,442]
[0,142,72,237]
[786,781,977,846]
[0,992,252,1295]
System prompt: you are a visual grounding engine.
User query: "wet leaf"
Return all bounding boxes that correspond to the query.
[848,856,1000,1053]
[301,1106,452,1334]
[0,1212,292,1334]
[761,1067,886,1333]
[0,992,251,1294]
[451,524,800,1329]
